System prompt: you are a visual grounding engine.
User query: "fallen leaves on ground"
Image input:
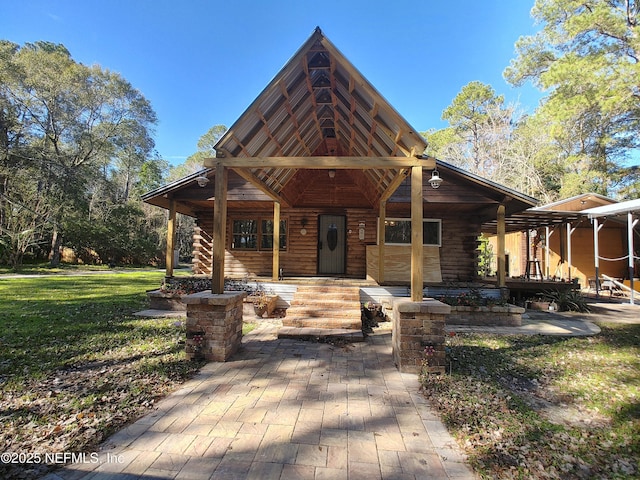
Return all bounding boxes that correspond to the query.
[0,319,204,480]
[421,327,639,479]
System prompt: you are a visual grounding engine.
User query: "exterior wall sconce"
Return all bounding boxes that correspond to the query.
[429,168,442,189]
[300,217,308,236]
[328,169,336,179]
[196,175,209,187]
[358,222,365,240]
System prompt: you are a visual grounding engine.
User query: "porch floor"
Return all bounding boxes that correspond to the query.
[240,276,380,287]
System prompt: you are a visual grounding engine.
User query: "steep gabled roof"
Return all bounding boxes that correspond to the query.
[214,27,426,160]
[207,28,429,207]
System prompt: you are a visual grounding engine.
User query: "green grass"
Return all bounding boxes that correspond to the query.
[0,270,204,479]
[421,326,640,479]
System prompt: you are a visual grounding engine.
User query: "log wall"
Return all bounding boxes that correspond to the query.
[192,206,482,283]
[438,214,483,282]
[193,207,378,278]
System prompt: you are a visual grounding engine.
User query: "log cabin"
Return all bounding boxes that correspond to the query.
[142,27,538,302]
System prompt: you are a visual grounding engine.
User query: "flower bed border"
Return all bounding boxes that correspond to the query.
[446,304,524,326]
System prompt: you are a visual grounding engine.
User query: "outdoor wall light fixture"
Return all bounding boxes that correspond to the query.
[196,175,209,187]
[429,168,443,189]
[328,169,336,179]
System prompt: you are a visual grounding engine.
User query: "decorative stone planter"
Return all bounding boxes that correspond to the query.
[147,290,186,311]
[446,304,524,326]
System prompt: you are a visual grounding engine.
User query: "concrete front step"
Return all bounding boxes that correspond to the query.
[282,285,363,331]
[277,326,364,342]
[283,316,362,329]
[285,305,362,317]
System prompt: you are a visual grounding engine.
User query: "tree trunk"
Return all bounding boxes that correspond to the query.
[49,223,62,267]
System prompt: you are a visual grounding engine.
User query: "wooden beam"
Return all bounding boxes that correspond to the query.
[230,167,292,208]
[165,198,176,279]
[204,156,435,169]
[411,166,423,302]
[272,202,281,281]
[380,168,409,202]
[212,164,228,294]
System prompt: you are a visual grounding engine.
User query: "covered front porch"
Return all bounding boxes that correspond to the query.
[141,28,537,371]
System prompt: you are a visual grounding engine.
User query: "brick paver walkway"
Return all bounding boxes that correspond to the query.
[46,322,475,480]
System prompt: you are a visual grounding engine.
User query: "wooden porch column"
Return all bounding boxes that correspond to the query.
[378,200,386,284]
[272,202,281,281]
[212,163,228,294]
[496,204,506,288]
[411,166,423,302]
[545,226,552,279]
[165,198,176,280]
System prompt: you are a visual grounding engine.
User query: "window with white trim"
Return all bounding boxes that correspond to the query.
[382,218,441,246]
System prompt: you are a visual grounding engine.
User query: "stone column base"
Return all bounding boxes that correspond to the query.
[392,298,450,374]
[182,291,246,362]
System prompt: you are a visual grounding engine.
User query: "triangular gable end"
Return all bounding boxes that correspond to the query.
[213,27,427,160]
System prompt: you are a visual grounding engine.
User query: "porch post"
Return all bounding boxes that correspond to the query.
[378,200,386,284]
[165,197,176,280]
[272,202,281,281]
[411,166,423,302]
[212,163,228,294]
[545,226,551,279]
[497,204,506,288]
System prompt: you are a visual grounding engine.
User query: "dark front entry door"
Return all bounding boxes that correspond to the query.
[318,215,346,275]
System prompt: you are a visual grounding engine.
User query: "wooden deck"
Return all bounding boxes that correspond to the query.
[499,278,576,301]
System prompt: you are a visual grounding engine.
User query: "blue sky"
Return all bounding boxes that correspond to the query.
[2,0,543,165]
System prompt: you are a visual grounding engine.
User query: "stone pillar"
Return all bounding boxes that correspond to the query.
[182,291,246,362]
[392,298,450,374]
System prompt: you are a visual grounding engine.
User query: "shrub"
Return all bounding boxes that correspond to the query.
[539,289,590,312]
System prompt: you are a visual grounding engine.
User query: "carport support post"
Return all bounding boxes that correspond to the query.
[593,217,601,297]
[629,212,636,305]
[272,202,281,281]
[411,166,423,302]
[212,162,228,294]
[566,222,574,282]
[165,198,176,280]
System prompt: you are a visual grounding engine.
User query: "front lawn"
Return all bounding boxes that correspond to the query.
[0,271,204,479]
[421,325,640,479]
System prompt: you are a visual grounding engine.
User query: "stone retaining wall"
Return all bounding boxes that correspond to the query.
[446,304,524,326]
